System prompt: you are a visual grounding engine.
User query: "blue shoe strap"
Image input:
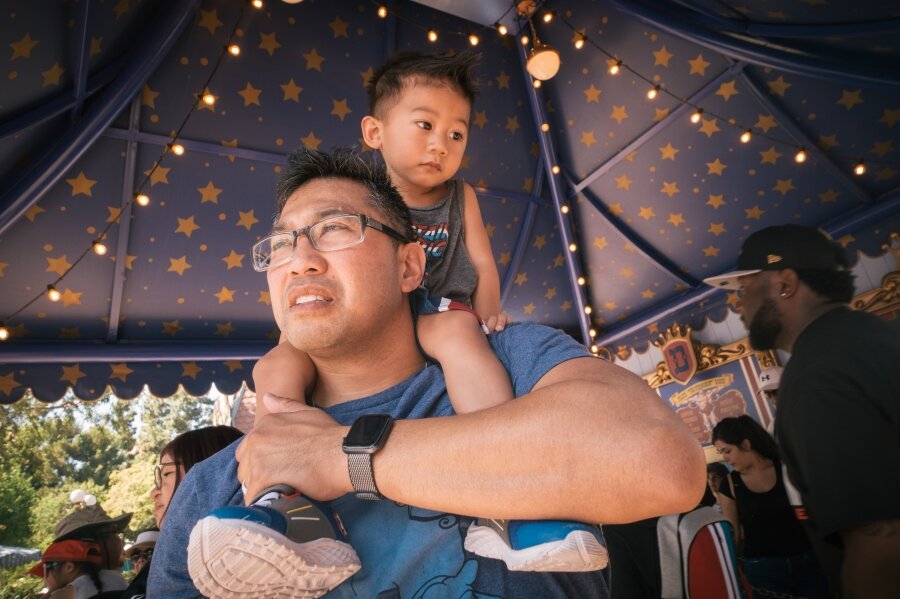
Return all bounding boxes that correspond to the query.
[508,520,603,550]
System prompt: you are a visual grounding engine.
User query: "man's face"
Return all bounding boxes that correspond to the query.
[266,178,409,353]
[738,272,783,350]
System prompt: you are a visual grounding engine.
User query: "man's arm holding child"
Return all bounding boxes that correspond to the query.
[462,183,508,331]
[238,355,706,525]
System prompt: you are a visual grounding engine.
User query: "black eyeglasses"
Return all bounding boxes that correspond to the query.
[251,213,414,272]
[131,548,153,561]
[154,461,181,490]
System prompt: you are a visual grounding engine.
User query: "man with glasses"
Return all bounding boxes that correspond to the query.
[149,146,705,598]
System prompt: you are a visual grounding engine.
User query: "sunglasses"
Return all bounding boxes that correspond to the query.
[154,461,182,490]
[130,548,153,561]
[43,561,62,575]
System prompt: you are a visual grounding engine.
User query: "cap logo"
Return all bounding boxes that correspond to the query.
[766,254,782,264]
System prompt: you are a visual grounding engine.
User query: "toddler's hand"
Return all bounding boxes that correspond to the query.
[484,311,511,332]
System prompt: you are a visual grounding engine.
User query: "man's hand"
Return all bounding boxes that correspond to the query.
[483,311,511,333]
[236,394,352,503]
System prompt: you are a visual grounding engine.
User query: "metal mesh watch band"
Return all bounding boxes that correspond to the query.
[347,452,382,500]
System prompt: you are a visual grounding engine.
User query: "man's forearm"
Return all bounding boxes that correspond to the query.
[375,358,706,524]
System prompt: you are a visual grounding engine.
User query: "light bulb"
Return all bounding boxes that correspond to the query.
[584,305,592,315]
[552,165,560,174]
[794,148,807,163]
[541,123,549,132]
[70,489,86,503]
[171,143,185,156]
[690,109,703,124]
[93,241,107,256]
[577,276,586,285]
[377,6,387,18]
[497,24,508,36]
[854,160,866,176]
[47,285,61,302]
[427,30,438,42]
[561,204,569,213]
[608,60,621,75]
[589,328,597,337]
[251,0,263,8]
[591,344,599,353]
[526,43,561,81]
[569,243,577,252]
[520,34,529,46]
[468,34,479,46]
[136,194,150,207]
[647,85,659,100]
[532,79,542,88]
[740,130,751,143]
[0,324,9,341]
[543,12,553,23]
[228,44,240,56]
[202,93,216,106]
[83,494,97,506]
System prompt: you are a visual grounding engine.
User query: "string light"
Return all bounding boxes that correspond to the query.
[568,242,577,252]
[251,0,263,8]
[377,5,387,18]
[468,33,479,46]
[228,44,241,56]
[542,12,553,23]
[47,285,61,302]
[551,165,560,174]
[0,323,9,341]
[136,193,150,207]
[561,204,569,213]
[532,79,541,88]
[608,60,622,75]
[794,147,807,163]
[577,276,586,285]
[646,85,660,100]
[740,129,752,143]
[854,160,866,175]
[170,143,185,156]
[497,23,508,36]
[92,241,108,256]
[540,123,550,132]
[589,328,597,338]
[201,93,216,106]
[584,306,592,315]
[574,37,585,50]
[590,344,599,354]
[427,30,438,42]
[520,34,529,46]
[690,108,703,124]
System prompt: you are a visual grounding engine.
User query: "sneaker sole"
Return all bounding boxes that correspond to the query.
[188,515,361,598]
[464,525,608,572]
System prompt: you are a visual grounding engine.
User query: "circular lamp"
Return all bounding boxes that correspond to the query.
[526,42,560,81]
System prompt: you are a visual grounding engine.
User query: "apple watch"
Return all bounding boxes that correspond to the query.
[342,413,394,500]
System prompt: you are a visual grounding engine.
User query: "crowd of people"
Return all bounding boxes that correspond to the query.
[25,49,899,599]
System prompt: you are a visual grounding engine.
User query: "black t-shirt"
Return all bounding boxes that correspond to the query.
[776,307,900,544]
[719,461,811,557]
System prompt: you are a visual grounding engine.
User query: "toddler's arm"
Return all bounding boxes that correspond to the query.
[461,183,509,331]
[252,339,316,422]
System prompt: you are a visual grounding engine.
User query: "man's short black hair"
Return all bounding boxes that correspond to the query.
[796,268,856,303]
[366,50,480,117]
[274,146,414,243]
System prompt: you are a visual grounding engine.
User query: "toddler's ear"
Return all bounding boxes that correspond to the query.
[361,115,383,149]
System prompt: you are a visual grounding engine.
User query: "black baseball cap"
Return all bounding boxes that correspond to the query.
[703,224,845,290]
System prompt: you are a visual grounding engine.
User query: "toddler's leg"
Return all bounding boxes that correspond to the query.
[252,340,317,421]
[416,309,512,413]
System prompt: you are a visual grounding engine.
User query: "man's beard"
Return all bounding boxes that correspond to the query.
[748,298,783,350]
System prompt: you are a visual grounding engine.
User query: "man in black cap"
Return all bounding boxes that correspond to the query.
[704,224,900,598]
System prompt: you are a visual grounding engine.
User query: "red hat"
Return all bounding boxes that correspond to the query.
[27,539,102,577]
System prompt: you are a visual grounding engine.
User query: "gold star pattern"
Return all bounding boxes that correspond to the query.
[496,72,510,89]
[755,114,777,133]
[259,32,282,56]
[198,9,223,35]
[303,48,325,71]
[122,255,136,270]
[610,105,628,124]
[836,89,863,110]
[698,117,721,138]
[162,320,182,336]
[175,216,199,238]
[708,223,726,236]
[113,0,129,19]
[619,268,634,278]
[514,272,528,286]
[0,262,7,277]
[702,245,719,257]
[258,290,271,305]
[505,116,520,134]
[301,131,322,150]
[10,33,39,60]
[594,236,608,249]
[641,289,656,299]
[46,255,73,276]
[281,79,303,102]
[236,210,259,230]
[109,363,133,383]
[238,82,262,107]
[706,158,727,175]
[715,80,739,101]
[60,365,87,386]
[168,256,192,276]
[26,205,45,221]
[879,108,900,127]
[869,140,894,157]
[214,287,236,304]
[580,131,597,147]
[687,53,710,76]
[638,206,656,220]
[473,111,488,128]
[659,143,679,160]
[60,288,82,307]
[667,213,685,227]
[41,63,64,87]
[216,322,235,337]
[560,300,573,311]
[145,165,170,186]
[759,146,782,165]
[767,76,792,97]
[615,175,632,190]
[360,67,374,87]
[745,205,765,220]
[106,206,121,223]
[584,84,601,103]
[661,181,680,197]
[707,194,726,209]
[182,362,202,379]
[875,167,897,181]
[222,250,245,270]
[818,188,840,203]
[532,235,547,250]
[0,373,21,396]
[329,16,349,38]
[141,84,159,108]
[522,303,536,315]
[654,107,670,122]
[773,179,795,195]
[652,45,673,67]
[544,288,557,301]
[552,254,564,267]
[818,134,839,150]
[609,203,624,216]
[224,360,244,373]
[66,171,97,196]
[331,98,352,121]
[198,181,222,204]
[498,252,511,267]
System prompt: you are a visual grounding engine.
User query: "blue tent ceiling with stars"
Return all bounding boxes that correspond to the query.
[1,0,899,403]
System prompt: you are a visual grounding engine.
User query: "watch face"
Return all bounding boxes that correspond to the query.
[344,414,393,449]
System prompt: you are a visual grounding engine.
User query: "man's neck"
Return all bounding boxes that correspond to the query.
[780,300,845,352]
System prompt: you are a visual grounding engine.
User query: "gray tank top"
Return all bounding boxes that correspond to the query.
[409,179,478,303]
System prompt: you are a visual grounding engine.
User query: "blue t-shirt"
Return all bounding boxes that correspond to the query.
[148,323,609,598]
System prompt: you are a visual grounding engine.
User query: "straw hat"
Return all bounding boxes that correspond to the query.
[54,503,132,542]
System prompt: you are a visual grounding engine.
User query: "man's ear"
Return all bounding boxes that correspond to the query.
[398,241,425,293]
[773,269,800,298]
[361,115,383,150]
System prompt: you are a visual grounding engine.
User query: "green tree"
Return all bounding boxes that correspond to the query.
[0,462,35,545]
[105,454,157,539]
